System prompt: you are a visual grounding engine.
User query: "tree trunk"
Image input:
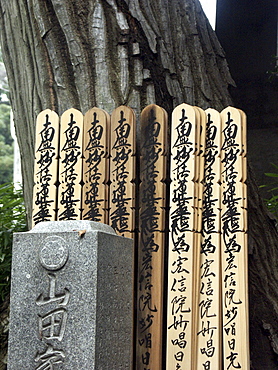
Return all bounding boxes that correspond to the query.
[0,0,277,368]
[0,0,233,221]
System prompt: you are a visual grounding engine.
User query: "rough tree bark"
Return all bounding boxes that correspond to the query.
[0,0,277,368]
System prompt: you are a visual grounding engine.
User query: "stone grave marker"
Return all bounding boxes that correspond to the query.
[8,220,133,369]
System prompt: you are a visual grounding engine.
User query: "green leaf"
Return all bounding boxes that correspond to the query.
[0,182,26,303]
[270,163,278,170]
[265,173,278,178]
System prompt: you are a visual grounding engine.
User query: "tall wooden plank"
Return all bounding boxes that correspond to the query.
[190,106,206,369]
[166,103,197,370]
[137,104,167,370]
[220,107,249,370]
[32,110,60,227]
[238,109,249,366]
[110,106,136,238]
[197,108,222,369]
[82,107,110,223]
[58,108,83,220]
[239,109,248,233]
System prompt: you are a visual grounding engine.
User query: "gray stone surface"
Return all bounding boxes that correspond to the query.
[8,221,134,369]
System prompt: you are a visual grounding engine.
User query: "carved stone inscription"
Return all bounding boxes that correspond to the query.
[137,105,167,370]
[32,110,59,226]
[83,108,110,223]
[35,236,70,369]
[110,106,136,238]
[221,107,249,370]
[39,235,69,271]
[167,104,196,370]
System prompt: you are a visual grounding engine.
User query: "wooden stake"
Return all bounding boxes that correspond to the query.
[137,104,167,370]
[110,106,136,238]
[167,103,197,370]
[220,107,249,370]
[58,108,83,221]
[239,109,248,233]
[82,107,110,224]
[238,108,249,367]
[32,110,60,227]
[196,108,222,369]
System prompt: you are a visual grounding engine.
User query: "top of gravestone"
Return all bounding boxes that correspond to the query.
[30,220,116,234]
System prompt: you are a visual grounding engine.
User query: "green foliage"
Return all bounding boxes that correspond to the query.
[261,163,278,218]
[0,48,9,102]
[0,48,13,184]
[0,183,26,303]
[0,103,13,184]
[0,104,12,145]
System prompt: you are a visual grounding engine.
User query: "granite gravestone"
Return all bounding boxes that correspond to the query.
[8,221,133,369]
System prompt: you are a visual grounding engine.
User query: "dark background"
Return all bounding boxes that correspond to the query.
[216,0,278,197]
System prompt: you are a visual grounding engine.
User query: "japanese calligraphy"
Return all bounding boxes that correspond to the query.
[110,106,136,238]
[197,109,221,369]
[35,344,65,370]
[221,107,249,369]
[167,104,197,369]
[58,109,83,220]
[31,104,249,370]
[36,273,70,307]
[32,110,59,226]
[137,105,167,369]
[83,108,110,223]
[35,238,70,369]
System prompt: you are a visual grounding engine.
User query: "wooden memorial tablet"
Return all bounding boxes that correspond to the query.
[196,108,222,369]
[137,104,167,370]
[58,108,83,221]
[238,109,249,364]
[167,103,197,370]
[32,110,60,227]
[82,107,110,224]
[193,106,206,365]
[220,107,249,370]
[239,109,248,234]
[110,106,136,238]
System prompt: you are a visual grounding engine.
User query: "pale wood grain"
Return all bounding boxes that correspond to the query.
[32,109,60,227]
[167,103,197,370]
[82,107,110,224]
[110,106,136,238]
[58,108,83,221]
[137,104,167,370]
[220,107,249,370]
[196,108,222,369]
